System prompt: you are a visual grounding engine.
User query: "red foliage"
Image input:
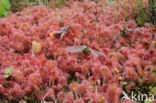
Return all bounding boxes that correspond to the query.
[0,0,155,102]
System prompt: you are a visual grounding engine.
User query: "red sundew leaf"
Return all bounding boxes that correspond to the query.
[9,83,22,98]
[102,84,108,92]
[22,60,31,68]
[57,92,65,102]
[23,84,33,95]
[11,69,24,82]
[0,19,12,35]
[0,0,155,101]
[126,83,135,91]
[23,67,34,76]
[21,23,29,31]
[0,75,6,85]
[74,98,85,103]
[13,32,24,42]
[53,85,62,92]
[92,64,100,74]
[29,72,42,86]
[71,24,83,31]
[77,84,86,94]
[125,67,138,81]
[100,66,113,81]
[47,88,55,98]
[46,60,57,70]
[107,84,122,103]
[82,63,90,71]
[14,83,22,95]
[37,93,44,101]
[13,42,24,52]
[64,91,74,102]
[73,64,82,72]
[97,94,107,103]
[49,70,59,80]
[3,56,12,65]
[0,85,9,95]
[70,83,78,92]
[1,36,9,43]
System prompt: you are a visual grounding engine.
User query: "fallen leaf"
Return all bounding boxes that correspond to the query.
[32,41,42,54]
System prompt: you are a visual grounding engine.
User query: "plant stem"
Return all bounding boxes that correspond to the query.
[140,0,145,25]
[38,0,41,5]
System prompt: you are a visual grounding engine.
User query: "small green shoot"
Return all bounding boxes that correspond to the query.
[4,67,14,78]
[144,99,153,103]
[121,81,128,86]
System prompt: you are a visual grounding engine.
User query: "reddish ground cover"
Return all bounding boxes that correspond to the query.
[0,0,155,102]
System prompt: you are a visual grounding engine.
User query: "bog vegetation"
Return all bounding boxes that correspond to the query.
[0,0,156,103]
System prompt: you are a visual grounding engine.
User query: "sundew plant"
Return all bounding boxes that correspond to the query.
[0,0,155,103]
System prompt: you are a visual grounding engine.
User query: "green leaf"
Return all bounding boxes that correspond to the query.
[121,81,128,86]
[0,0,10,17]
[98,97,105,103]
[5,67,14,74]
[136,17,144,26]
[3,11,8,17]
[2,0,10,10]
[144,99,153,103]
[0,6,5,17]
[148,0,155,7]
[4,74,9,78]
